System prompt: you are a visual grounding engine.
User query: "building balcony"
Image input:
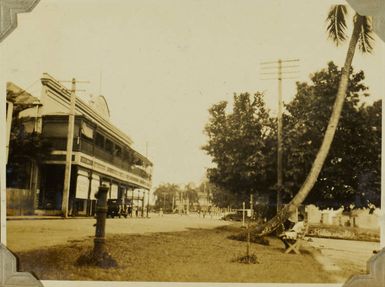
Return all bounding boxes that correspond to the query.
[43,136,151,181]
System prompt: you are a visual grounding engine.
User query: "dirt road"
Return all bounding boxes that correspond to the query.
[7,214,229,252]
[307,237,380,280]
[7,214,381,283]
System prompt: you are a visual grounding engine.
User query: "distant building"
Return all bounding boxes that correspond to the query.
[305,204,380,230]
[6,74,153,216]
[197,182,212,212]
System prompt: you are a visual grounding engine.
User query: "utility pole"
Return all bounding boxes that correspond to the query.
[260,59,299,213]
[61,79,89,218]
[61,78,76,218]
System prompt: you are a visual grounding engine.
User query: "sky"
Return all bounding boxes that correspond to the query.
[1,0,384,188]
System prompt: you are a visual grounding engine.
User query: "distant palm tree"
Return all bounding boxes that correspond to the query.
[251,5,375,237]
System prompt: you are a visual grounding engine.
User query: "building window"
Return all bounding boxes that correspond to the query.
[95,133,104,148]
[80,122,94,139]
[115,145,122,157]
[105,139,113,153]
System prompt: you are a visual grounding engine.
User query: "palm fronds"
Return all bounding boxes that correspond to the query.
[326,5,348,46]
[355,15,374,54]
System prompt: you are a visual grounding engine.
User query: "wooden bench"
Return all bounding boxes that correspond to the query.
[285,223,309,254]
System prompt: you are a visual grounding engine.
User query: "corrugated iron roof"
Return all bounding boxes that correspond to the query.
[7,82,41,113]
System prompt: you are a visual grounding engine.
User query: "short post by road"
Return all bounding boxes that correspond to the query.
[92,184,117,267]
[94,185,108,257]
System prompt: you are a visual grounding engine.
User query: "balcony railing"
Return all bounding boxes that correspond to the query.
[44,136,151,181]
[45,137,80,151]
[129,166,151,180]
[94,145,112,163]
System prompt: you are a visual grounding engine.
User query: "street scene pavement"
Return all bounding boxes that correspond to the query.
[307,237,380,280]
[7,214,229,252]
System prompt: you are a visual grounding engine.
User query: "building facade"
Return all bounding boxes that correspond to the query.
[7,74,152,216]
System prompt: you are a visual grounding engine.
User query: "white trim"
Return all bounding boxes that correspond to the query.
[45,151,151,190]
[41,73,134,147]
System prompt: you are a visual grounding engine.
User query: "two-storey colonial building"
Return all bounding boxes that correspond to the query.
[7,74,152,216]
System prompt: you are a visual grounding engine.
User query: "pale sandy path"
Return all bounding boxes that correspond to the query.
[307,237,380,282]
[6,213,230,253]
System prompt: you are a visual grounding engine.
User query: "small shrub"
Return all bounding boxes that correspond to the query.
[232,254,259,264]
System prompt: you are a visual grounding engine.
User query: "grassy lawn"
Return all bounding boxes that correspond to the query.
[16,225,333,283]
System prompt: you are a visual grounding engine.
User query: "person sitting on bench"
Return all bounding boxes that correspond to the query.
[279,214,305,249]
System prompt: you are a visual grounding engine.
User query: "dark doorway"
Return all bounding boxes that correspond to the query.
[39,164,65,210]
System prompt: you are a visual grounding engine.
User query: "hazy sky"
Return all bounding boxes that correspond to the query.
[1,0,384,188]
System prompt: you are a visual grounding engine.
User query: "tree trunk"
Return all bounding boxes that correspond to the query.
[253,16,364,237]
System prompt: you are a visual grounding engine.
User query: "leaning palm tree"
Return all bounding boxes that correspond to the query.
[245,5,375,238]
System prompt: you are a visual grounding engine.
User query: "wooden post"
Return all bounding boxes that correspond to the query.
[260,59,300,213]
[250,194,254,220]
[62,79,76,218]
[242,202,246,227]
[277,59,283,212]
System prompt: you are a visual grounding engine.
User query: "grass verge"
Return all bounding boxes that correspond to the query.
[15,225,333,283]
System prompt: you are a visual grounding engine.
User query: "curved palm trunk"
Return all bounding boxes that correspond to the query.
[253,16,364,237]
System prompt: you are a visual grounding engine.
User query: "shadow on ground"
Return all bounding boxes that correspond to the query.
[14,225,335,283]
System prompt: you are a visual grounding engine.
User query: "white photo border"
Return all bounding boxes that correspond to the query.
[0,1,384,287]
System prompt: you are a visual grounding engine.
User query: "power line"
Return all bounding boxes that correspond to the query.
[60,78,90,218]
[259,58,300,213]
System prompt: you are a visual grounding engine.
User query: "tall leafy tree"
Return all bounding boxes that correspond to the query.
[203,92,276,207]
[253,5,375,237]
[284,62,381,209]
[209,183,238,209]
[184,183,200,208]
[203,62,380,219]
[7,117,52,189]
[153,183,180,212]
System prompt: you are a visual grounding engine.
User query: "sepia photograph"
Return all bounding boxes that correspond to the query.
[1,0,384,286]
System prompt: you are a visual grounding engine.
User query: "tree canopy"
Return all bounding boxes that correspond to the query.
[203,62,381,211]
[153,182,200,212]
[284,62,381,209]
[153,183,180,212]
[202,92,277,207]
[8,117,52,163]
